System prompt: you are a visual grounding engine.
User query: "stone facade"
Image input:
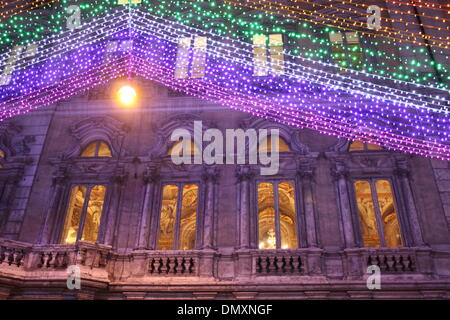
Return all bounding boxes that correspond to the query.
[0,80,449,299]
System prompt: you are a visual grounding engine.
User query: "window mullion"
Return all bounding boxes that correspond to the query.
[173,184,183,250]
[274,182,281,249]
[77,185,92,242]
[94,142,100,157]
[370,180,386,247]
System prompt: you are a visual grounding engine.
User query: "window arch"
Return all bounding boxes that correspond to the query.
[61,185,107,244]
[258,136,291,153]
[349,140,383,151]
[80,141,112,157]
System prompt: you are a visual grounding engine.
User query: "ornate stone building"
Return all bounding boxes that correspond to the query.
[0,78,449,299]
[0,0,449,300]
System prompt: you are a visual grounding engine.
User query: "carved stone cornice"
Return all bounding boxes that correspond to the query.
[236,165,254,182]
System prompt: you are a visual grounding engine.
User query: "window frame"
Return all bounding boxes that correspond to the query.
[254,178,303,250]
[155,181,202,250]
[59,183,109,244]
[80,140,112,158]
[350,177,405,248]
[348,141,384,152]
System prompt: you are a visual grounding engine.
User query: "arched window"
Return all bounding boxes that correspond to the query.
[157,184,198,250]
[168,140,200,157]
[258,136,291,153]
[61,185,107,244]
[258,181,298,249]
[81,141,112,157]
[353,179,403,248]
[349,140,383,151]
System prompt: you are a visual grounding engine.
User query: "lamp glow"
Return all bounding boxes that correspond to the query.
[117,85,137,106]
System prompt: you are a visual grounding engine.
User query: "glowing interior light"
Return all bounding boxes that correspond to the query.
[117,85,137,106]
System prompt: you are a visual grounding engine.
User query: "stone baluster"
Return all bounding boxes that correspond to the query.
[331,160,357,248]
[135,164,159,250]
[394,158,425,246]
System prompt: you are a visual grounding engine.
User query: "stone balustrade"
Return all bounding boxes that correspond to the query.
[126,250,202,277]
[254,253,306,275]
[0,239,438,281]
[0,239,112,271]
[343,247,433,277]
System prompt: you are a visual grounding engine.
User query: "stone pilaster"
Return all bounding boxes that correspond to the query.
[103,167,127,247]
[236,165,253,249]
[394,157,425,246]
[135,164,159,250]
[298,159,318,248]
[201,165,219,250]
[38,166,68,244]
[331,159,356,248]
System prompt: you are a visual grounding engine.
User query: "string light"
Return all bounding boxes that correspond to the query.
[1,0,449,87]
[0,6,447,162]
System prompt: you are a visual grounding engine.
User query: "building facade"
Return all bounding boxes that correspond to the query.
[0,0,449,300]
[0,78,449,299]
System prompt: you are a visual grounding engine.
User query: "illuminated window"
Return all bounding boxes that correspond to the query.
[329,31,363,71]
[258,181,298,249]
[174,36,208,79]
[81,141,112,157]
[61,185,107,244]
[253,34,285,76]
[157,184,198,250]
[168,140,200,157]
[191,36,207,79]
[269,34,285,76]
[117,0,141,4]
[349,140,383,151]
[0,149,5,168]
[258,136,291,153]
[353,179,403,248]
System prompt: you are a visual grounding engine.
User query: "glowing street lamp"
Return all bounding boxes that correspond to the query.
[117,85,137,106]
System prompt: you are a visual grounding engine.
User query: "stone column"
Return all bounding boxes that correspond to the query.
[103,168,126,247]
[236,165,253,249]
[135,165,159,250]
[201,165,219,250]
[39,166,67,244]
[298,159,318,248]
[331,160,356,248]
[394,158,425,246]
